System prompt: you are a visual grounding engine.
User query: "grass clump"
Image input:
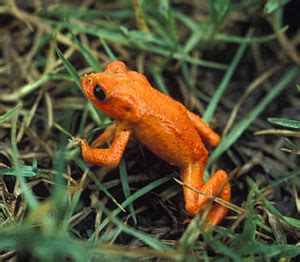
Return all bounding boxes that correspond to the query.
[0,0,299,260]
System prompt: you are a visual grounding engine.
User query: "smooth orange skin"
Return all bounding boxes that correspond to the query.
[75,61,231,227]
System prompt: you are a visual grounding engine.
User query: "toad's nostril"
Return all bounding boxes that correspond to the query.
[105,61,127,74]
[81,74,93,86]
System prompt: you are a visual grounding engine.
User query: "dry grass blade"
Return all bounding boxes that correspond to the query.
[291,182,300,213]
[44,92,54,130]
[132,0,149,32]
[270,17,300,65]
[223,65,281,136]
[281,148,300,154]
[254,129,300,137]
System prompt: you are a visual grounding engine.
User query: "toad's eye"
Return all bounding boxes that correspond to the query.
[94,84,106,101]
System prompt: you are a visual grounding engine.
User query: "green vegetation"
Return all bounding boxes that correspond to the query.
[0,0,299,260]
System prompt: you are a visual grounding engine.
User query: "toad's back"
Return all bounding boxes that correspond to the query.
[133,88,208,169]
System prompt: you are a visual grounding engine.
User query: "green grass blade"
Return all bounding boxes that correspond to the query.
[10,107,39,209]
[231,181,262,257]
[210,239,242,260]
[62,190,82,231]
[250,179,300,229]
[160,0,178,41]
[56,47,102,124]
[215,27,287,44]
[176,11,287,45]
[0,74,54,102]
[178,215,204,252]
[270,169,300,188]
[264,0,289,14]
[237,185,257,243]
[284,138,300,150]
[51,150,68,227]
[151,69,169,94]
[91,174,175,239]
[203,30,251,123]
[98,36,117,60]
[75,158,125,212]
[183,22,210,53]
[237,240,300,258]
[71,32,102,72]
[0,227,88,260]
[119,158,137,224]
[56,47,81,88]
[0,159,37,177]
[260,196,300,228]
[0,105,22,123]
[268,117,300,129]
[208,66,299,166]
[232,184,300,258]
[69,23,228,70]
[93,196,173,251]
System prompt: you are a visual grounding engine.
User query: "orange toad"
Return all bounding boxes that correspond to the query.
[75,61,231,227]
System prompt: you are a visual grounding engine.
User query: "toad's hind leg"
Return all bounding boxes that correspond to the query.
[181,166,231,227]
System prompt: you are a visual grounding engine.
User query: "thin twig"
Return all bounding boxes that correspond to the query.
[173,178,245,214]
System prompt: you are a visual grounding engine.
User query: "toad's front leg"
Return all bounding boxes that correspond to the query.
[90,123,117,148]
[181,163,231,227]
[74,123,131,168]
